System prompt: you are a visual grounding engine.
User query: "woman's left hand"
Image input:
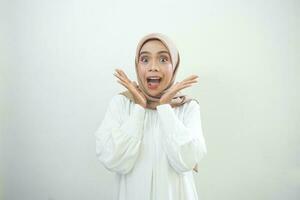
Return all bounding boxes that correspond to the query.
[159,75,199,105]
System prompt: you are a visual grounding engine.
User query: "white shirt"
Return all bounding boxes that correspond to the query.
[94,94,207,200]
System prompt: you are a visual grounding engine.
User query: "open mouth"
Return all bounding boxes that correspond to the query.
[146,76,162,90]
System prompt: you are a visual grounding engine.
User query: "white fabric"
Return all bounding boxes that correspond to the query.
[94,94,207,200]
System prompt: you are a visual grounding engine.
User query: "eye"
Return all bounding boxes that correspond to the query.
[140,56,148,63]
[160,56,168,63]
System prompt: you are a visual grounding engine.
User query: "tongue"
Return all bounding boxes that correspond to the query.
[148,82,159,89]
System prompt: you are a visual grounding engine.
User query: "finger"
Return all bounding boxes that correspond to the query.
[184,76,198,83]
[177,82,193,89]
[182,79,198,85]
[182,75,199,82]
[116,77,127,86]
[180,83,197,90]
[115,69,127,80]
[113,72,121,79]
[115,70,129,85]
[180,77,198,86]
[177,84,193,91]
[117,80,129,89]
[132,81,138,87]
[115,69,122,76]
[117,71,131,84]
[114,73,127,83]
[118,69,131,81]
[114,72,129,83]
[172,80,196,91]
[117,78,139,96]
[115,69,124,78]
[133,81,141,90]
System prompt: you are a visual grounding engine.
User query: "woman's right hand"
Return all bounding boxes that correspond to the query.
[114,68,147,108]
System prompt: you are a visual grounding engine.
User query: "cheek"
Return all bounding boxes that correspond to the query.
[162,65,173,82]
[137,65,146,78]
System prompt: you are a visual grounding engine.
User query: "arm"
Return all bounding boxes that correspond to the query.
[156,100,207,173]
[94,95,145,174]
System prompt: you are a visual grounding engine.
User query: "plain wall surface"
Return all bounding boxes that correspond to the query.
[1,0,299,200]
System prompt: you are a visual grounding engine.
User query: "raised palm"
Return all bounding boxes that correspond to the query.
[114,69,147,108]
[159,75,199,105]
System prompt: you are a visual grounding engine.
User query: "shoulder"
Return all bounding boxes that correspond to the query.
[107,94,134,115]
[181,99,202,124]
[183,99,200,110]
[181,99,201,117]
[109,94,129,105]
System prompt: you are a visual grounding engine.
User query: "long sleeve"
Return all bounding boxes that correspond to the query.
[94,95,146,174]
[156,100,207,173]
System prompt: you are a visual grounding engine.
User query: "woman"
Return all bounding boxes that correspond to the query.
[94,33,207,200]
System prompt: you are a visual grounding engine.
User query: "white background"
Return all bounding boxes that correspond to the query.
[1,0,299,200]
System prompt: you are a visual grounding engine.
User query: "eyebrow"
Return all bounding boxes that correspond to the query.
[139,50,170,56]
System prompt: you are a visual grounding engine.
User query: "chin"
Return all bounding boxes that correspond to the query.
[149,87,165,96]
[148,90,160,96]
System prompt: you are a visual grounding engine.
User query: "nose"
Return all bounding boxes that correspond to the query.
[149,62,159,72]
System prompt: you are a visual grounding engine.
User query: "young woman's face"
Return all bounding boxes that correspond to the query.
[137,39,173,96]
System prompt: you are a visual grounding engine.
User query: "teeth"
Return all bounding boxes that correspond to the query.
[147,76,161,83]
[147,76,161,80]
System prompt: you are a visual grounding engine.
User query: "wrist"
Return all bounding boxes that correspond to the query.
[159,101,168,106]
[138,103,146,108]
